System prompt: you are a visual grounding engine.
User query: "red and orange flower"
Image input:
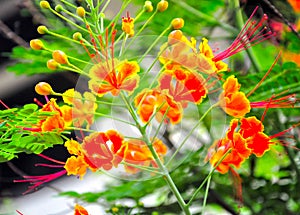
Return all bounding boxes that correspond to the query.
[89,59,140,97]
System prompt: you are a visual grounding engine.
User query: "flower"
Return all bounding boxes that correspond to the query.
[288,0,300,13]
[122,138,167,173]
[134,89,183,124]
[219,75,251,118]
[62,89,98,128]
[82,130,125,170]
[27,98,72,132]
[74,204,89,215]
[206,119,251,174]
[89,59,140,97]
[206,116,281,173]
[122,12,134,36]
[64,139,97,179]
[158,67,207,106]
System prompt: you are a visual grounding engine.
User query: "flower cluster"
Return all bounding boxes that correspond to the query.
[8,1,300,214]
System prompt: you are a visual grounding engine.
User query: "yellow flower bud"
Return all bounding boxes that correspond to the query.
[37,25,48,34]
[47,59,60,70]
[168,30,183,44]
[52,50,69,64]
[30,39,44,50]
[35,82,53,95]
[111,207,119,213]
[144,1,153,12]
[76,6,85,18]
[171,18,184,29]
[55,5,63,12]
[73,32,82,41]
[157,0,168,12]
[40,1,50,9]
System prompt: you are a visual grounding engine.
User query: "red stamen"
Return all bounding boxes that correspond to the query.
[16,210,24,215]
[213,6,275,62]
[34,98,44,107]
[14,170,67,195]
[0,99,10,109]
[80,40,95,59]
[35,163,65,168]
[37,154,66,165]
[44,95,49,103]
[247,52,281,97]
[251,93,297,109]
[270,122,300,139]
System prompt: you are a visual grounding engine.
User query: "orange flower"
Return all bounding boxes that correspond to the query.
[74,204,89,215]
[288,0,300,13]
[134,89,183,124]
[219,75,251,118]
[159,33,198,69]
[239,117,272,157]
[122,138,167,174]
[37,98,72,132]
[89,59,140,97]
[82,130,125,170]
[206,119,251,174]
[122,13,134,36]
[158,67,207,106]
[64,139,96,179]
[198,38,228,73]
[63,89,97,128]
[206,116,275,173]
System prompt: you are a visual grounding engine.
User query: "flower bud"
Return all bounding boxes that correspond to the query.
[40,1,50,9]
[35,82,53,95]
[73,32,82,41]
[76,6,85,18]
[30,39,44,50]
[157,0,168,12]
[47,59,60,70]
[171,18,184,29]
[55,4,63,12]
[168,30,183,44]
[52,50,69,64]
[144,1,153,12]
[37,25,48,34]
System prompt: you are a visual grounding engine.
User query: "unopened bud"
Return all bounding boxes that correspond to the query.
[47,59,60,70]
[168,30,183,44]
[30,39,44,50]
[52,50,69,64]
[55,5,63,12]
[37,25,48,34]
[35,82,53,95]
[144,1,153,12]
[171,18,184,29]
[157,0,168,12]
[73,32,82,41]
[76,7,85,18]
[40,1,50,9]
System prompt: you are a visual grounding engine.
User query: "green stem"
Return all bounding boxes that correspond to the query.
[186,149,232,207]
[137,25,171,64]
[233,0,261,73]
[166,102,219,167]
[49,7,90,33]
[201,173,212,215]
[121,92,191,214]
[170,0,237,34]
[121,161,163,175]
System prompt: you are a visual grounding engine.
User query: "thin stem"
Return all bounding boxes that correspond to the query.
[233,0,261,73]
[93,112,137,127]
[137,25,171,64]
[121,91,191,214]
[201,172,212,215]
[186,149,232,207]
[121,161,163,175]
[170,0,237,34]
[166,102,219,167]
